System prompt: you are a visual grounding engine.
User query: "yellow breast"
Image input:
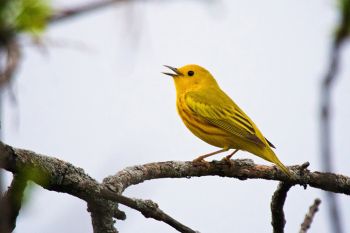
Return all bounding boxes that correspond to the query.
[176,95,232,148]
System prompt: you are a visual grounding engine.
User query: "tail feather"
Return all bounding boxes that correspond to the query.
[272,157,292,177]
[264,148,291,177]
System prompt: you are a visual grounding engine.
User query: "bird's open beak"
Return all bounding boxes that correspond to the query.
[162,65,183,77]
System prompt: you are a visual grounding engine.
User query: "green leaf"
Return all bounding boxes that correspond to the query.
[0,0,52,36]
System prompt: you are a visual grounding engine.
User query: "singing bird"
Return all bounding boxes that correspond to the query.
[163,64,291,176]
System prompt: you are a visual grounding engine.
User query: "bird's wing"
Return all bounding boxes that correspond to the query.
[185,90,266,148]
[265,137,276,148]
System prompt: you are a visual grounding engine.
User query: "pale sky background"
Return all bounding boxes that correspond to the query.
[2,0,350,232]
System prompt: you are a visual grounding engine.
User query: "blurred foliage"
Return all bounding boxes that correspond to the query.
[336,0,350,43]
[16,165,50,205]
[0,0,52,42]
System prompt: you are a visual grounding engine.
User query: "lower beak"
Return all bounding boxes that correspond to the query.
[162,65,183,77]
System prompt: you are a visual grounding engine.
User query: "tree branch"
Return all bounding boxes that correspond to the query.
[103,160,350,195]
[0,141,197,232]
[320,26,344,233]
[48,0,213,24]
[320,2,350,233]
[299,198,321,233]
[270,182,292,233]
[99,188,199,233]
[87,201,119,233]
[0,141,119,233]
[1,141,349,232]
[49,0,123,23]
[0,174,27,233]
[0,39,21,87]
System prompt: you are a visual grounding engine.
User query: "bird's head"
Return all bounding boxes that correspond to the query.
[163,64,218,94]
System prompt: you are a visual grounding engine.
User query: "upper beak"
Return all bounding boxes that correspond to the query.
[162,65,183,77]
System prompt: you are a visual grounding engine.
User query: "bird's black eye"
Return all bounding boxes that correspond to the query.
[188,71,194,76]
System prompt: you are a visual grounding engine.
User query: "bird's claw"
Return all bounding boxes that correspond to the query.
[221,156,231,163]
[192,158,210,167]
[192,158,206,163]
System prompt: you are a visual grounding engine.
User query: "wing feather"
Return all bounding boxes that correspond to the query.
[185,90,266,148]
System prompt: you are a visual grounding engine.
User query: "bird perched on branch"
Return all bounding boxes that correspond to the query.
[163,64,291,177]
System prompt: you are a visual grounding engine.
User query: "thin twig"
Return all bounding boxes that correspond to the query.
[320,36,344,233]
[0,40,21,87]
[270,182,292,233]
[299,198,321,233]
[100,188,199,233]
[48,0,212,24]
[49,0,125,23]
[320,2,350,233]
[0,174,27,233]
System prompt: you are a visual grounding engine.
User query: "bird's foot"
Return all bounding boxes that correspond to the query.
[192,157,207,163]
[192,157,210,167]
[221,156,233,165]
[192,154,209,163]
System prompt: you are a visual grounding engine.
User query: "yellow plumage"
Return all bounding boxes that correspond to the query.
[163,64,291,177]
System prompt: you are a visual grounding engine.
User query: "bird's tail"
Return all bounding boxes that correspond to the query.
[264,148,291,177]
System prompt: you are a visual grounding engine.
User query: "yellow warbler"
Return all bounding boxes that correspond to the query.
[163,64,291,176]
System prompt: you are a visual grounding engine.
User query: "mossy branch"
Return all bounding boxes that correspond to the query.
[0,141,349,232]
